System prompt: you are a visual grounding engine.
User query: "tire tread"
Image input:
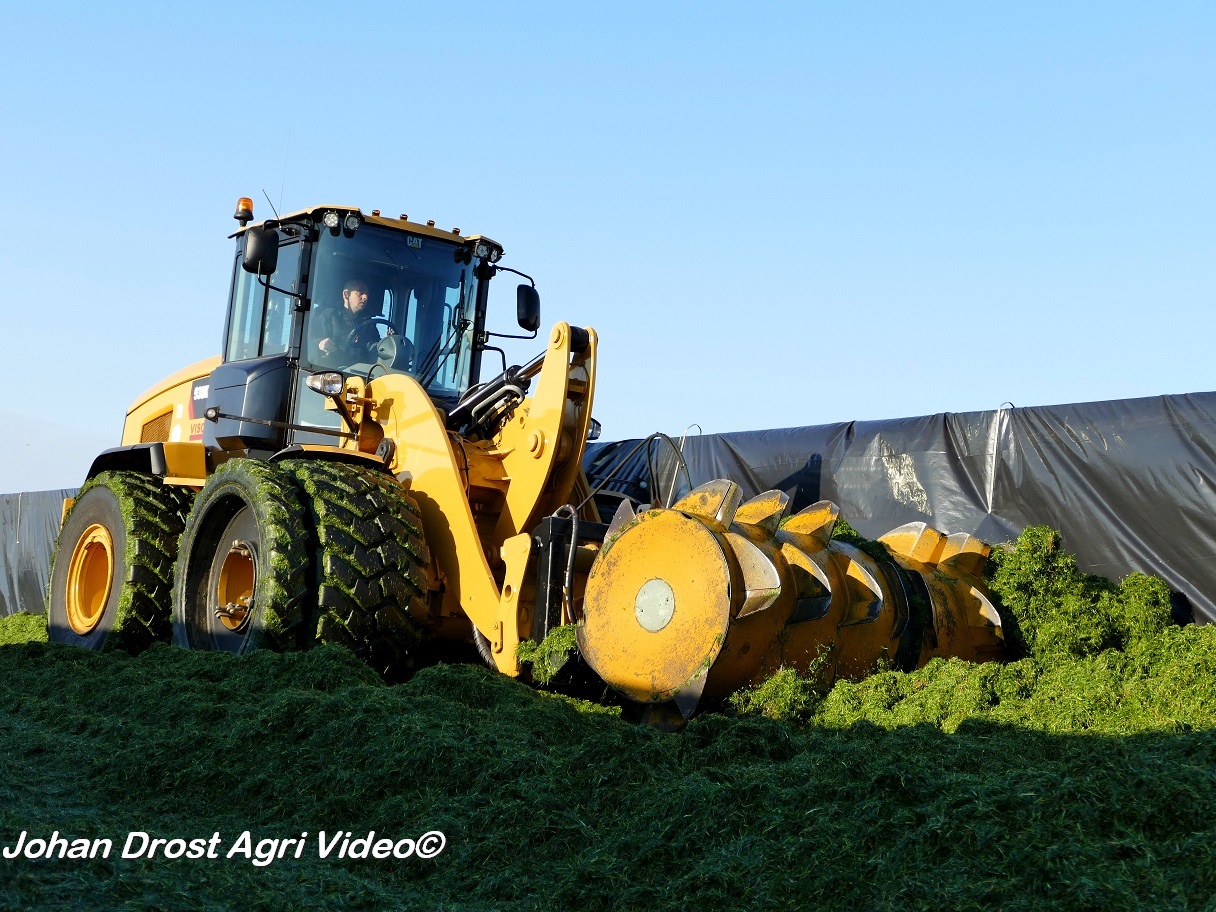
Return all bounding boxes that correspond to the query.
[49,471,195,652]
[280,460,429,675]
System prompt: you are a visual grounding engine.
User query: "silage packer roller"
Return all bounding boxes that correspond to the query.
[47,197,1004,719]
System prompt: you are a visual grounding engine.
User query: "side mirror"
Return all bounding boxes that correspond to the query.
[242,226,280,276]
[516,284,540,333]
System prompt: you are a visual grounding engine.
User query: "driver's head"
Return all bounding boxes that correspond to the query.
[343,279,370,315]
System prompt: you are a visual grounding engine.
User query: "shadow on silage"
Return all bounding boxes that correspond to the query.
[1,642,1215,911]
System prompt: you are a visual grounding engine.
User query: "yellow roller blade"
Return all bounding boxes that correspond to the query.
[733,490,790,537]
[604,498,637,540]
[878,522,946,566]
[939,532,991,578]
[724,531,782,619]
[672,667,710,720]
[779,539,833,596]
[672,479,742,532]
[830,543,884,627]
[779,500,839,546]
[775,501,836,601]
[968,585,1003,628]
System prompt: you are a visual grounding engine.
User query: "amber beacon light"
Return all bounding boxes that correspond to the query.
[233,197,254,226]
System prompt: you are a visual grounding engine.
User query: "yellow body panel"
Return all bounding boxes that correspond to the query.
[159,442,208,487]
[366,370,506,661]
[121,356,220,449]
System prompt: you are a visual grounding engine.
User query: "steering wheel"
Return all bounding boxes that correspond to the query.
[375,333,415,371]
[345,317,395,354]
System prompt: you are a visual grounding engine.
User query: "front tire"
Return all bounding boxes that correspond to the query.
[47,471,193,652]
[278,459,429,677]
[172,460,309,653]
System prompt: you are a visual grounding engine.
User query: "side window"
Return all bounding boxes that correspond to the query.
[225,242,302,362]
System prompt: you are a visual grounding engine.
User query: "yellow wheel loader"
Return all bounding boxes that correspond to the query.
[47,198,1004,717]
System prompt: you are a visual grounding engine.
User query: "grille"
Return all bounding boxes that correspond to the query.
[139,412,172,443]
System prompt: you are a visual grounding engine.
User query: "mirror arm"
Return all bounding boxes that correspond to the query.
[256,274,305,300]
[493,265,535,284]
[483,327,539,342]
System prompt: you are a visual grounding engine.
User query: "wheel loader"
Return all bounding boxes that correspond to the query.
[47,198,1005,719]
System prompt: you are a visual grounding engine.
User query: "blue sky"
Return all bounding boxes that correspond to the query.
[2,3,1213,492]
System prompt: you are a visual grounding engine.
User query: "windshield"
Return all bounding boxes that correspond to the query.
[302,224,481,399]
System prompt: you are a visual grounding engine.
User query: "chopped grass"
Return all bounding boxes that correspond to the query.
[830,514,892,563]
[727,650,832,723]
[3,639,1216,910]
[516,623,578,685]
[985,525,1173,659]
[0,611,48,645]
[2,525,1214,908]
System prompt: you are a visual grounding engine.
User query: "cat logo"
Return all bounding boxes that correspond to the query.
[407,236,422,249]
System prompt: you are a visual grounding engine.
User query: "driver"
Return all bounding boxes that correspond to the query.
[313,278,378,366]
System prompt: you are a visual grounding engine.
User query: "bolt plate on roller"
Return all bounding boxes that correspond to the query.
[634,578,676,632]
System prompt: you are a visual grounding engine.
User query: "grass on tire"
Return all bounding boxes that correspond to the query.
[172,459,310,652]
[279,459,429,678]
[48,470,194,652]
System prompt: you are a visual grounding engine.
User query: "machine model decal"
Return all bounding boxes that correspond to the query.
[189,380,210,440]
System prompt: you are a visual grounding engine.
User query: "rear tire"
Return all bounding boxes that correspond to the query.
[278,460,429,677]
[172,460,309,653]
[48,471,193,652]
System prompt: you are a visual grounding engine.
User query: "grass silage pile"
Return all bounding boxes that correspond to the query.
[3,528,1216,910]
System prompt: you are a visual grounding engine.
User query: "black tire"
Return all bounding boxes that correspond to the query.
[47,471,193,652]
[278,459,429,676]
[172,459,309,653]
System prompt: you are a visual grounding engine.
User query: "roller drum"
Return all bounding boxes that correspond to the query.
[578,480,1004,718]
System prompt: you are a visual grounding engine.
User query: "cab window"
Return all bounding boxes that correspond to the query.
[225,241,302,362]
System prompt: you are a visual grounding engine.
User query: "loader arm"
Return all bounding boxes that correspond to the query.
[365,321,597,675]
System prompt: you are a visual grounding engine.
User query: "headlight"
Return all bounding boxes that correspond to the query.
[343,213,362,232]
[474,241,491,259]
[306,372,344,397]
[488,247,502,263]
[321,211,340,229]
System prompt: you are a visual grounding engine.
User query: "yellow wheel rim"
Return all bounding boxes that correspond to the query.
[65,524,115,636]
[215,542,254,631]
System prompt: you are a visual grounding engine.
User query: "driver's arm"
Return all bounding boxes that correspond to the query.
[310,308,339,358]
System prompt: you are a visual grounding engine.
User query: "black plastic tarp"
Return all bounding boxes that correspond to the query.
[598,393,1216,623]
[8,392,1216,622]
[0,490,72,617]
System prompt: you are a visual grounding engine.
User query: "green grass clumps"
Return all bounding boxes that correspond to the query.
[986,525,1173,659]
[727,665,819,722]
[812,629,1216,735]
[730,524,1198,739]
[516,623,578,684]
[0,611,48,645]
[727,651,832,723]
[830,514,892,563]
